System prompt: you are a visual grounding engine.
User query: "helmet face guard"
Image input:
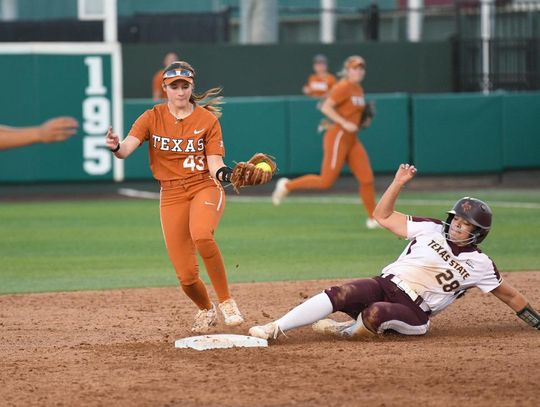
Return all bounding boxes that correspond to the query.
[444,197,492,245]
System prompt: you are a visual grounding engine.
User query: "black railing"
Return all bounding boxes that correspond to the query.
[454,1,540,91]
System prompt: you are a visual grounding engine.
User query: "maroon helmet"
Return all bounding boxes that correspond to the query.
[445,197,492,244]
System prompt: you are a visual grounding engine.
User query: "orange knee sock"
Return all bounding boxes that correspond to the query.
[360,182,376,218]
[195,238,231,303]
[181,280,212,310]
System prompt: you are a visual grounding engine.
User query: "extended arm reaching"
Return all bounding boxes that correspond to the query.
[373,163,417,238]
[0,117,79,150]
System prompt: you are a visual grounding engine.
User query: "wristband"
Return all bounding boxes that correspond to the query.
[216,166,232,183]
[516,304,540,329]
[110,144,120,153]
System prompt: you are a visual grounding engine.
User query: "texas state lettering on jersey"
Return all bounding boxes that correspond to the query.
[381,217,502,315]
[328,79,365,127]
[128,104,225,181]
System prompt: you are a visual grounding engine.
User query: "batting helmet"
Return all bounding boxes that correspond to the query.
[444,197,492,245]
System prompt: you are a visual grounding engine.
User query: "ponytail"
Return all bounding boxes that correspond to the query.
[190,87,224,118]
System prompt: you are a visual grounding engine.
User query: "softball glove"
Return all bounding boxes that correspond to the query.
[230,153,277,193]
[360,101,375,129]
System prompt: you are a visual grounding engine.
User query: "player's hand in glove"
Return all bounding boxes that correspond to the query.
[230,153,277,193]
[360,101,375,129]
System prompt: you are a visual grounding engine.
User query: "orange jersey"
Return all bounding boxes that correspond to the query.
[328,79,365,126]
[304,73,337,97]
[152,70,167,99]
[128,104,224,181]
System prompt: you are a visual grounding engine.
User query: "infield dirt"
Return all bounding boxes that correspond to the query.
[1,272,539,407]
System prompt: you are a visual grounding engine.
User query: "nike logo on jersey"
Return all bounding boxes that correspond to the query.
[194,128,205,135]
[204,201,216,206]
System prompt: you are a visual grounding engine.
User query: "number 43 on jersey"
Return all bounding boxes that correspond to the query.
[183,155,205,171]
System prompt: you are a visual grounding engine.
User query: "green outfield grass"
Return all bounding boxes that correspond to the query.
[1,189,539,294]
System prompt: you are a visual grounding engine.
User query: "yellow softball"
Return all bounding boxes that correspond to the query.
[255,162,272,172]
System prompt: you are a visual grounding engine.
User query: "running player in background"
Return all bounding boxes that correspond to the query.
[251,163,540,341]
[302,54,336,98]
[0,117,78,150]
[273,55,379,230]
[152,51,179,101]
[106,60,244,333]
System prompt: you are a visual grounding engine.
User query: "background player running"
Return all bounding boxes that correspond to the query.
[273,55,379,229]
[251,163,540,340]
[302,54,336,98]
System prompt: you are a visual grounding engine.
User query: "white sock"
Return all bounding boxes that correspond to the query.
[276,292,333,332]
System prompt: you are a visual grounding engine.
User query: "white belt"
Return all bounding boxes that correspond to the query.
[384,275,431,313]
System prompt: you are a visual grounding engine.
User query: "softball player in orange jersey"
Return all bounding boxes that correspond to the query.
[273,55,379,229]
[302,54,337,98]
[105,61,244,333]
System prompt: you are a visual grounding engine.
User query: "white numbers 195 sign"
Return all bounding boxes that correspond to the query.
[83,56,112,176]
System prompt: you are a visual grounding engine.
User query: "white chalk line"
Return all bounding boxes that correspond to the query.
[118,188,540,210]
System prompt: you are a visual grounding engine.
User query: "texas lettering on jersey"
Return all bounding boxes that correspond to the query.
[329,79,365,127]
[151,135,205,152]
[351,95,365,106]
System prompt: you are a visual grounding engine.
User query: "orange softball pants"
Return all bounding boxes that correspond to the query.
[287,125,376,218]
[160,177,230,310]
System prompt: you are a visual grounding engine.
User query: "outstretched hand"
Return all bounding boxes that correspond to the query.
[105,127,120,150]
[39,117,79,143]
[394,163,417,186]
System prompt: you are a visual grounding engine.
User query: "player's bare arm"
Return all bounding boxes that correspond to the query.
[0,117,78,150]
[105,127,139,159]
[320,97,358,133]
[207,154,226,179]
[373,163,417,238]
[491,281,528,312]
[492,281,540,329]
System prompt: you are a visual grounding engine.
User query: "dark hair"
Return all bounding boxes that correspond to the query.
[163,61,223,118]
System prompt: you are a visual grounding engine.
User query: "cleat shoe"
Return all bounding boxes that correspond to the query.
[191,303,217,334]
[341,317,376,338]
[366,218,381,230]
[218,298,244,326]
[312,319,355,336]
[248,322,281,340]
[272,178,290,206]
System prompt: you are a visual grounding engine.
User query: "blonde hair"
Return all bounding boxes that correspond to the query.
[192,87,224,119]
[163,60,224,118]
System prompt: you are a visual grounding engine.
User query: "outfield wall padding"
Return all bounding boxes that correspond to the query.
[412,93,504,174]
[2,92,540,183]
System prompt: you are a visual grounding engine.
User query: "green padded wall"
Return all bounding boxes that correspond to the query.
[220,97,289,170]
[121,94,410,180]
[501,92,540,169]
[122,100,154,179]
[4,91,539,183]
[286,96,324,174]
[362,93,410,173]
[412,93,504,174]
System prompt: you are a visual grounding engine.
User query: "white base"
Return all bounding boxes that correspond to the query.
[174,334,268,351]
